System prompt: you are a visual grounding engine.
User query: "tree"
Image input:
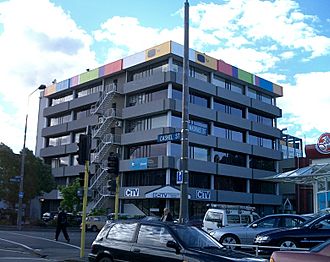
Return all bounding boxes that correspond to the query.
[0,143,55,208]
[58,179,81,213]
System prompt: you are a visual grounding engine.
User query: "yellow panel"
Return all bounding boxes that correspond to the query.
[273,83,283,97]
[195,51,217,70]
[44,84,56,97]
[145,41,171,61]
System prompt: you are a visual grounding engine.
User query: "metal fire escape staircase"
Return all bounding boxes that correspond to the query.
[87,83,120,212]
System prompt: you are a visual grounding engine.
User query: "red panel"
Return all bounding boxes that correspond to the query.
[103,59,122,76]
[217,60,232,76]
[305,144,330,159]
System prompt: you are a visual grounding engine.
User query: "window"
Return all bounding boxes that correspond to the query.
[282,217,304,228]
[127,89,167,107]
[137,225,174,247]
[214,100,243,118]
[250,156,275,171]
[250,180,276,194]
[127,144,166,159]
[48,135,71,146]
[51,93,73,106]
[214,149,246,167]
[130,63,168,82]
[123,170,166,186]
[189,172,210,189]
[257,218,277,228]
[75,108,92,120]
[227,215,240,224]
[213,76,243,94]
[248,112,273,127]
[214,126,244,142]
[107,223,137,241]
[51,156,70,168]
[77,83,102,98]
[249,134,274,149]
[190,93,209,107]
[126,115,167,133]
[49,114,71,126]
[247,88,274,105]
[190,145,208,161]
[214,176,246,192]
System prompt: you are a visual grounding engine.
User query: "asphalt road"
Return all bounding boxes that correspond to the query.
[0,227,98,261]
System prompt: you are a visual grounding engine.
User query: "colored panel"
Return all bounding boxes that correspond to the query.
[217,60,232,76]
[145,41,171,61]
[100,59,123,77]
[44,84,56,96]
[79,68,99,84]
[259,77,273,92]
[170,41,196,61]
[56,79,70,92]
[195,51,217,70]
[238,69,253,84]
[273,83,283,97]
[70,75,79,87]
[123,50,145,69]
[232,66,238,78]
[254,75,260,86]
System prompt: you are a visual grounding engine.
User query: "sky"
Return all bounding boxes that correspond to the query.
[0,0,329,154]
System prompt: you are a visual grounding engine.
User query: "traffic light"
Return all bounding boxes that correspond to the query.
[79,172,84,187]
[77,134,90,165]
[107,154,119,176]
[107,179,116,192]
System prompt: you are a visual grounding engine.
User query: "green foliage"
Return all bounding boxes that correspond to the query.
[89,208,107,216]
[0,143,55,208]
[58,179,81,213]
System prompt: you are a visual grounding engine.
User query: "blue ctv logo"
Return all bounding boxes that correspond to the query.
[130,158,148,170]
[196,190,211,199]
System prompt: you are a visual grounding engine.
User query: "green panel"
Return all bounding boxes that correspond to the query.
[238,69,253,84]
[79,68,99,84]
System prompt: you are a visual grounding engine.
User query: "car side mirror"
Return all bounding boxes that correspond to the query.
[166,240,181,254]
[251,223,258,228]
[217,221,223,228]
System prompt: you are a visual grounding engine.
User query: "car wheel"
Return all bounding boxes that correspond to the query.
[98,256,112,262]
[220,234,240,250]
[91,225,98,232]
[279,239,297,250]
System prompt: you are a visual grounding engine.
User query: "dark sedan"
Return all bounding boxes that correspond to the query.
[254,213,330,251]
[89,220,267,262]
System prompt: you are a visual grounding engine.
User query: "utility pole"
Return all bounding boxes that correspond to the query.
[179,0,190,223]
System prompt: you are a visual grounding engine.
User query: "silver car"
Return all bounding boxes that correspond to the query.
[209,214,308,250]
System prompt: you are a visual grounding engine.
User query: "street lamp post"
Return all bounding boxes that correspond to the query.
[17,84,46,230]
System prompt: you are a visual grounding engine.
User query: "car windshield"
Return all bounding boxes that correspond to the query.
[171,226,223,249]
[300,213,326,228]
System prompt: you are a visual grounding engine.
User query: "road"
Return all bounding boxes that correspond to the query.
[0,228,98,261]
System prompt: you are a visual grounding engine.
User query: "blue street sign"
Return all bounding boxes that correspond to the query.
[157,132,181,143]
[176,171,183,184]
[18,191,24,198]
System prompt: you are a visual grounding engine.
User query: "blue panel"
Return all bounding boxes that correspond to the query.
[317,193,326,211]
[56,79,70,92]
[130,158,148,170]
[232,66,238,78]
[259,77,273,92]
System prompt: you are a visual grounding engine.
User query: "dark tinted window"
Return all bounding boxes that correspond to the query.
[257,217,278,228]
[137,225,174,247]
[107,223,137,241]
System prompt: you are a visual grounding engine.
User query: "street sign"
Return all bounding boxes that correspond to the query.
[18,191,24,199]
[176,171,183,184]
[157,132,181,143]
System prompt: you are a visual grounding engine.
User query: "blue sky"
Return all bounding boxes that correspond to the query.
[0,0,329,153]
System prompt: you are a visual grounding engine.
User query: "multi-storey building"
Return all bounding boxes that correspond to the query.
[36,41,284,218]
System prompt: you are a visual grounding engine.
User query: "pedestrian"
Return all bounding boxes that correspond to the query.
[161,207,173,222]
[54,207,70,243]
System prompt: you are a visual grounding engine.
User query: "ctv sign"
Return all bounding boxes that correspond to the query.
[315,133,330,154]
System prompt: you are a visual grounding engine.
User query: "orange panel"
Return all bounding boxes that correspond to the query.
[44,84,56,96]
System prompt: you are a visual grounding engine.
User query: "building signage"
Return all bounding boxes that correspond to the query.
[147,157,158,168]
[130,158,148,170]
[315,133,330,154]
[196,190,211,199]
[145,186,181,199]
[125,188,140,197]
[189,124,207,136]
[176,171,183,184]
[153,192,180,198]
[157,132,181,143]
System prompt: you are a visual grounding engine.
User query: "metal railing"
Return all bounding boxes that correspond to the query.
[221,243,309,257]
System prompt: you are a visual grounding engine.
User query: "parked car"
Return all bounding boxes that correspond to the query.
[203,204,260,232]
[209,214,308,250]
[83,215,108,232]
[42,211,57,223]
[89,220,267,262]
[270,239,330,262]
[254,213,330,251]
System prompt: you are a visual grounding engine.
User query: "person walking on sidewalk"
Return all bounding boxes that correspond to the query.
[54,207,70,243]
[161,207,174,222]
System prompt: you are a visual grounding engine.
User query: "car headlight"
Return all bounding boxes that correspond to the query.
[255,235,270,242]
[209,231,215,236]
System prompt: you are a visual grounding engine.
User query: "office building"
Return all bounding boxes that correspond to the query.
[36,41,284,217]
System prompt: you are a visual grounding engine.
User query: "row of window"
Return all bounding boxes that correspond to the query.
[122,169,276,194]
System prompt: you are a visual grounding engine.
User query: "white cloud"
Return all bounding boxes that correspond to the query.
[0,0,96,153]
[277,71,330,142]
